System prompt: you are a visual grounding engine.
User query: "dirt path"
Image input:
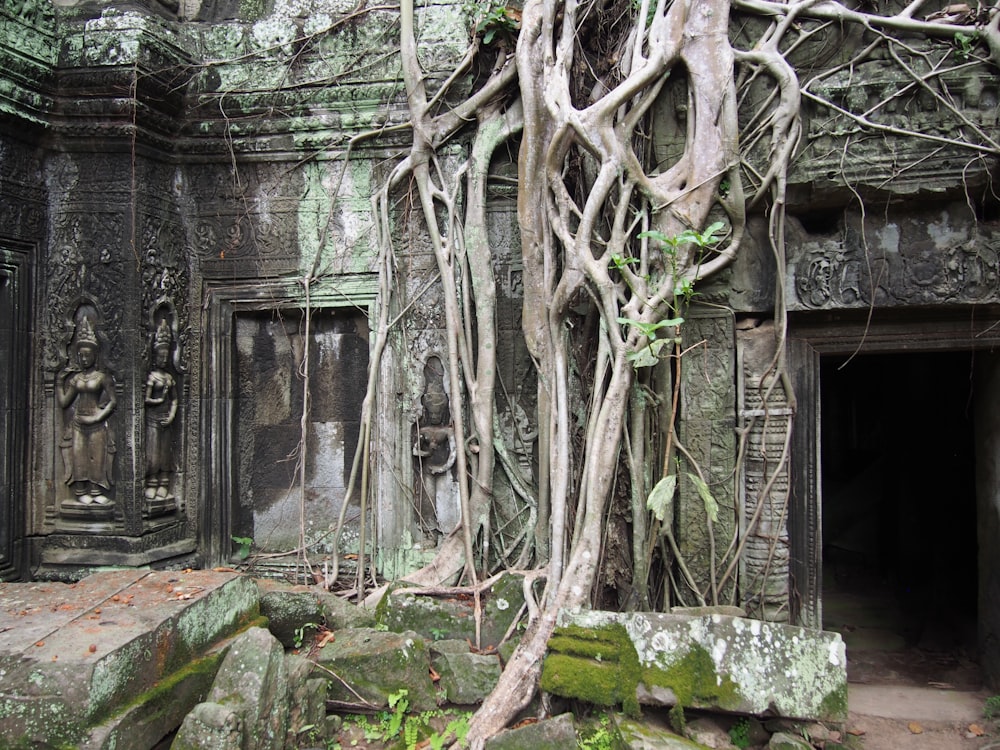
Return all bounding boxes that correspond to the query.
[847,685,997,750]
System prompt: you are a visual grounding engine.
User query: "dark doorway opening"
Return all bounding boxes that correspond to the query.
[821,351,980,689]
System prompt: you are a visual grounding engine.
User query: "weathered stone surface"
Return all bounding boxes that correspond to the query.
[429,641,502,705]
[205,626,290,750]
[88,653,224,750]
[285,655,328,745]
[685,716,739,749]
[259,585,325,648]
[617,715,713,749]
[484,712,578,750]
[312,627,437,711]
[256,579,375,647]
[316,589,376,630]
[553,611,847,723]
[376,573,525,648]
[0,570,259,748]
[171,702,244,750]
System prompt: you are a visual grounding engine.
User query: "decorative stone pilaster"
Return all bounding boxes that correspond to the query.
[737,321,793,622]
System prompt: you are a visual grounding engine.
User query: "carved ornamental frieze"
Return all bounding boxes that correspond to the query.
[788,215,1000,311]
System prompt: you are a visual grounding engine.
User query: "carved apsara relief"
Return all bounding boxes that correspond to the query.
[56,307,118,530]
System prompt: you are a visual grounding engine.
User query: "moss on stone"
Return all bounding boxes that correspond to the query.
[541,623,641,716]
[642,643,743,711]
[111,651,224,719]
[817,681,848,722]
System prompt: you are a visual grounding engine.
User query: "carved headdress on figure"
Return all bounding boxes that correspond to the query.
[152,318,172,352]
[74,317,98,352]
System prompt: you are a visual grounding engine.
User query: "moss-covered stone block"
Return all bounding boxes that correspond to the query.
[256,579,375,646]
[615,713,713,749]
[375,572,524,648]
[259,587,325,648]
[541,623,642,716]
[429,642,502,705]
[312,627,437,711]
[557,611,847,724]
[0,570,260,748]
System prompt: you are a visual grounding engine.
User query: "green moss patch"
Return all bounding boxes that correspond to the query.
[817,682,848,722]
[540,623,641,716]
[642,644,742,711]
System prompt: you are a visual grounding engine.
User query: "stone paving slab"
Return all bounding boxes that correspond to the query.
[0,569,260,749]
[0,569,149,653]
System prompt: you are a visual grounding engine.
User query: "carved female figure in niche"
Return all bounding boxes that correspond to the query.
[57,317,116,505]
[413,358,457,536]
[144,319,177,500]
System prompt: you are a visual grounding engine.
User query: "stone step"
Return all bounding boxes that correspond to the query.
[0,569,260,749]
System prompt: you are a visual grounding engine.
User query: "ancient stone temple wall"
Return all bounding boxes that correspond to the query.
[0,0,531,579]
[1,0,999,648]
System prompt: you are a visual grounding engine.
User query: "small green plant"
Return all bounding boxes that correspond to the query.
[616,221,726,368]
[293,622,318,649]
[954,31,977,59]
[429,627,447,641]
[729,717,751,749]
[984,694,1000,719]
[385,689,410,739]
[231,535,253,560]
[427,714,471,750]
[578,713,617,750]
[342,706,470,750]
[464,0,520,44]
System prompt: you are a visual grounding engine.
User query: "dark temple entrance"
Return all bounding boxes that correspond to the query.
[820,351,980,688]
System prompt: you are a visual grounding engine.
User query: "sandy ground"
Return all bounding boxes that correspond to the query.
[847,685,998,750]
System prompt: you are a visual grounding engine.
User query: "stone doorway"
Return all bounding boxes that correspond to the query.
[0,244,30,581]
[232,308,368,556]
[820,351,979,690]
[787,312,1000,690]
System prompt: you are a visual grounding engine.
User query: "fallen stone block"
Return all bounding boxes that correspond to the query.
[171,701,244,750]
[375,572,524,648]
[546,611,847,723]
[0,569,259,748]
[616,714,714,749]
[258,585,325,649]
[768,731,814,750]
[429,640,502,705]
[485,712,577,750]
[204,626,290,750]
[312,627,437,711]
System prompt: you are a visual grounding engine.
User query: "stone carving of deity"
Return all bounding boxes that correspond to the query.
[57,317,116,508]
[144,319,178,507]
[412,358,458,537]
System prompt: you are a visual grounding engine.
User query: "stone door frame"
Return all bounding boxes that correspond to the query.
[0,241,32,580]
[786,308,1000,629]
[199,275,378,567]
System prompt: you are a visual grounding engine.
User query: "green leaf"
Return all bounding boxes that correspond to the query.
[618,317,684,340]
[647,475,677,524]
[628,347,660,368]
[610,253,639,269]
[687,473,718,523]
[702,220,726,241]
